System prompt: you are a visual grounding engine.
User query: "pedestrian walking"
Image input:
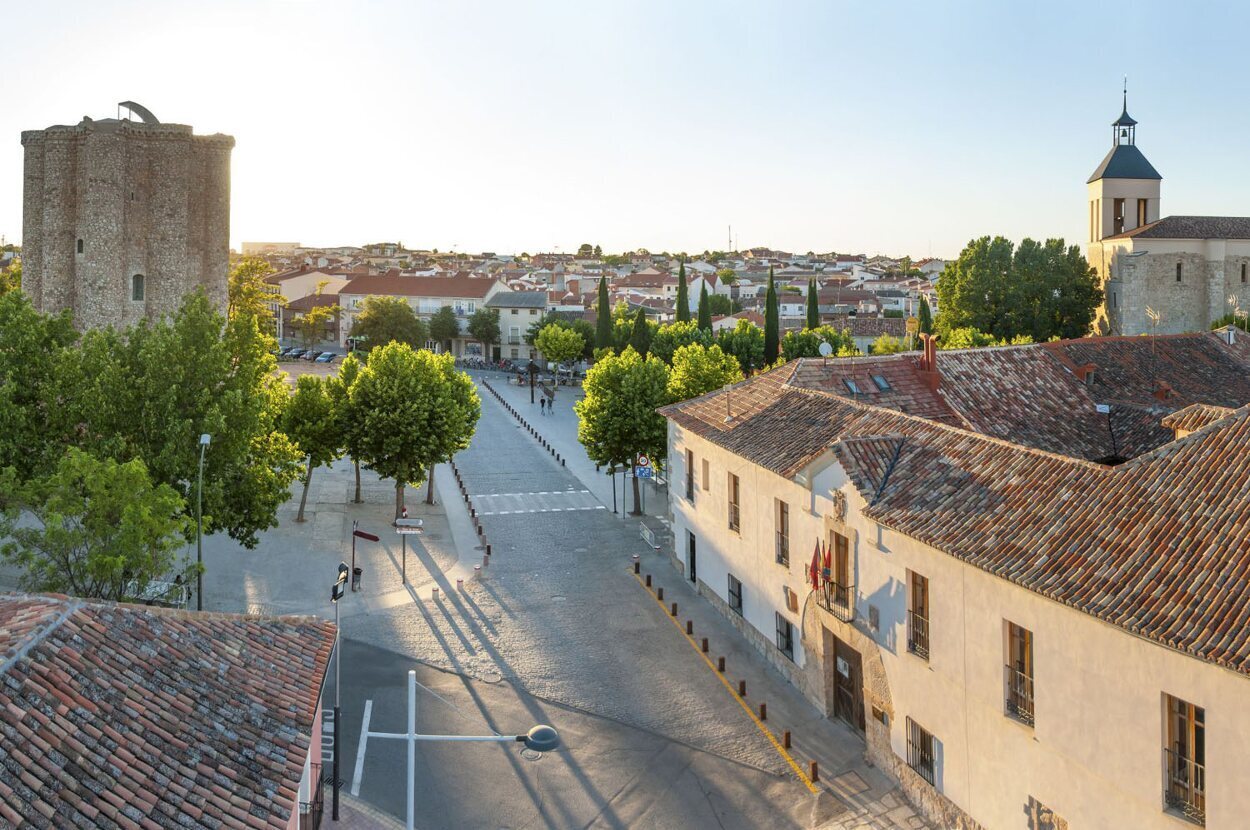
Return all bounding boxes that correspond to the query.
[540,397,547,415]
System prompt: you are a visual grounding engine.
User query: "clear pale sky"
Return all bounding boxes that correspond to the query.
[4,0,1250,259]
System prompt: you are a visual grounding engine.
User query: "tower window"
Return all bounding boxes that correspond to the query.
[76,239,84,254]
[131,274,145,302]
[1113,198,1125,235]
[1242,263,1246,284]
[1176,263,1183,282]
[1137,199,1148,227]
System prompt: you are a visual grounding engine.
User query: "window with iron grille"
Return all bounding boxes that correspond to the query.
[1164,694,1205,825]
[907,571,930,661]
[1005,622,1034,726]
[727,574,743,615]
[905,717,935,786]
[727,473,740,532]
[775,612,794,660]
[775,500,789,565]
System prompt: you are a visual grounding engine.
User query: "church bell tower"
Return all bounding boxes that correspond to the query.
[1087,87,1161,242]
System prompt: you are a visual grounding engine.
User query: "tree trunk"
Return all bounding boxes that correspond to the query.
[630,455,643,516]
[353,458,362,503]
[395,480,405,520]
[425,464,436,505]
[296,457,314,522]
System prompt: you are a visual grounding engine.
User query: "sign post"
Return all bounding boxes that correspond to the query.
[393,518,424,583]
[351,520,380,591]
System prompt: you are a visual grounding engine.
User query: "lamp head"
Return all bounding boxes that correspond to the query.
[199,433,211,446]
[521,724,560,752]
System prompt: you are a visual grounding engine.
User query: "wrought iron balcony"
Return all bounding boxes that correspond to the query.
[815,581,854,623]
[907,610,929,660]
[1004,664,1035,727]
[299,762,324,829]
[1164,748,1206,825]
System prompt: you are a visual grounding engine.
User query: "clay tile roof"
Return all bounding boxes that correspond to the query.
[0,594,335,827]
[1161,403,1236,433]
[1105,215,1250,240]
[340,274,498,299]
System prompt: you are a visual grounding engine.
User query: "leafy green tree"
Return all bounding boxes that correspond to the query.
[805,278,820,329]
[351,296,429,351]
[0,293,78,479]
[578,243,594,257]
[629,309,653,357]
[936,236,1098,341]
[291,302,340,349]
[575,347,669,515]
[467,307,501,357]
[51,292,303,547]
[228,256,280,338]
[1211,311,1250,333]
[870,332,905,354]
[535,324,585,376]
[649,321,711,365]
[284,375,341,522]
[0,448,192,602]
[707,294,738,316]
[780,326,856,361]
[594,244,602,257]
[918,297,934,335]
[596,276,614,350]
[526,312,595,360]
[764,267,779,364]
[675,261,690,324]
[696,284,713,331]
[939,327,997,349]
[350,343,480,515]
[716,267,737,286]
[0,261,20,296]
[716,319,766,375]
[428,305,460,352]
[667,343,743,403]
[326,353,366,503]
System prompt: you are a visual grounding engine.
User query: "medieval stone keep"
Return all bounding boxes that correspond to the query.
[20,103,234,329]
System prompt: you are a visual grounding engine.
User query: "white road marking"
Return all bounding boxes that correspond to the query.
[478,505,606,516]
[351,700,372,796]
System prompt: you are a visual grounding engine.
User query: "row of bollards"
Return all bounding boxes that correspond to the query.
[481,380,567,467]
[450,459,491,580]
[636,563,821,787]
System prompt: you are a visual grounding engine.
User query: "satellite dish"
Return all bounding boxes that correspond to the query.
[818,342,833,357]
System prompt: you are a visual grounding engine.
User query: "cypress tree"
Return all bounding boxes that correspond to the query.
[764,266,779,364]
[697,284,713,331]
[918,296,934,335]
[805,277,819,329]
[596,276,613,349]
[675,261,691,323]
[629,308,651,357]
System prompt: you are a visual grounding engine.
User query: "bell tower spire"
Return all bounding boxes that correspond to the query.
[1113,77,1137,146]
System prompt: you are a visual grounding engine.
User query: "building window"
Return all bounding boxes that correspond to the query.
[1164,694,1205,825]
[844,379,862,395]
[685,449,695,502]
[775,612,794,660]
[727,473,740,532]
[510,348,518,358]
[1138,198,1148,227]
[701,459,709,490]
[1113,197,1125,235]
[1089,201,1096,241]
[905,717,936,786]
[1242,263,1247,284]
[1177,262,1183,282]
[131,274,145,302]
[76,238,84,254]
[529,309,537,315]
[1005,622,1034,727]
[775,500,789,565]
[872,374,891,391]
[907,571,929,661]
[727,574,743,615]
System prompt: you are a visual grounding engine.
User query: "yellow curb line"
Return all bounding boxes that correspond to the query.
[632,571,819,794]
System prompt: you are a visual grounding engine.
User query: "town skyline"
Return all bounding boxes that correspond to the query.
[6,1,1250,257]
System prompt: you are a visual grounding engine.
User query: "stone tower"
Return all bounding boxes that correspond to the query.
[1086,91,1161,244]
[20,102,234,329]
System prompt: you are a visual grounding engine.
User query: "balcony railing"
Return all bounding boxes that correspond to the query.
[1004,664,1035,726]
[728,503,740,532]
[775,531,789,566]
[299,762,324,830]
[507,336,524,345]
[1164,748,1206,825]
[815,581,854,622]
[907,610,929,660]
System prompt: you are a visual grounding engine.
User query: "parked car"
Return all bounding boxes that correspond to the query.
[314,352,338,364]
[299,349,318,361]
[281,346,304,360]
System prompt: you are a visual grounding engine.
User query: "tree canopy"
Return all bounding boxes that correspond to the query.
[326,353,366,503]
[667,343,743,403]
[870,332,905,355]
[574,347,669,515]
[935,236,1099,342]
[716,319,766,375]
[649,321,711,365]
[428,306,460,350]
[350,343,480,517]
[0,448,192,603]
[780,326,858,361]
[535,323,585,369]
[675,262,690,324]
[350,296,429,351]
[227,256,280,338]
[467,308,501,353]
[764,267,779,364]
[696,284,713,331]
[0,261,20,297]
[918,296,934,335]
[284,375,341,522]
[628,309,654,357]
[805,278,819,329]
[595,277,613,350]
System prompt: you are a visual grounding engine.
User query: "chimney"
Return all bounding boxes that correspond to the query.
[918,333,941,390]
[1152,379,1174,401]
[1074,363,1098,386]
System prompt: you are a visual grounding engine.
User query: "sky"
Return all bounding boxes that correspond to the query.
[4,0,1250,259]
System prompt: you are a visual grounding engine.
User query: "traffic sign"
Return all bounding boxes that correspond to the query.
[906,316,919,334]
[637,455,650,468]
[634,467,653,479]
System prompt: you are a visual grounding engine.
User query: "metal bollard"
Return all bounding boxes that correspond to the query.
[809,761,818,783]
[633,562,640,574]
[686,620,693,635]
[656,587,663,601]
[783,730,791,749]
[759,703,767,721]
[645,574,651,587]
[717,656,725,672]
[486,543,492,556]
[738,680,746,697]
[670,602,677,616]
[701,638,708,652]
[456,578,464,590]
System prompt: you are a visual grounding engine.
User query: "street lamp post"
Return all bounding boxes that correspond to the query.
[364,670,560,830]
[196,433,211,611]
[527,360,538,404]
[331,562,349,820]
